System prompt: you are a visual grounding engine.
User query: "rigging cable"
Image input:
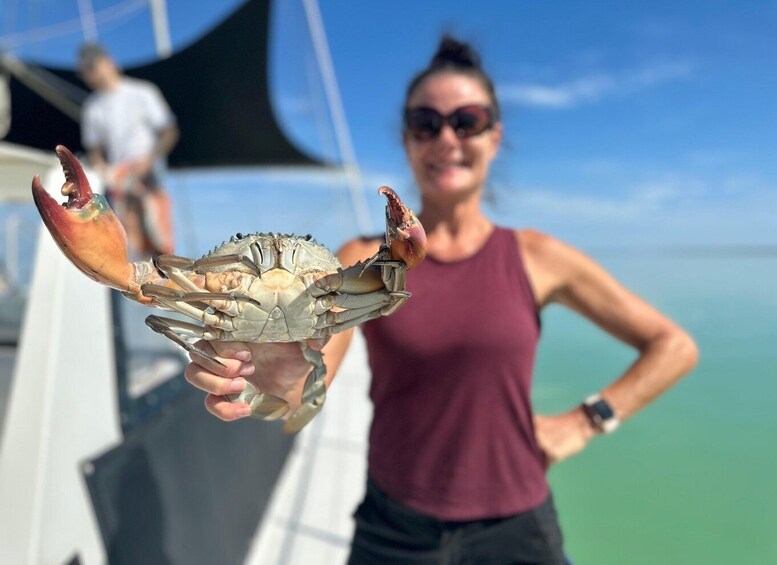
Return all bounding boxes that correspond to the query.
[0,0,148,51]
[0,52,87,121]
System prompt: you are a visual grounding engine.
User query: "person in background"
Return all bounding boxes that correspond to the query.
[183,36,699,564]
[77,43,178,259]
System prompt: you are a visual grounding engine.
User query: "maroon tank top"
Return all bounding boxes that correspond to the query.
[362,227,547,520]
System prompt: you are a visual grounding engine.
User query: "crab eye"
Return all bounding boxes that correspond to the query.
[235,232,243,239]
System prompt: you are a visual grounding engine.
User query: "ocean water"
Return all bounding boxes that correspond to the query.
[3,176,775,563]
[534,253,777,564]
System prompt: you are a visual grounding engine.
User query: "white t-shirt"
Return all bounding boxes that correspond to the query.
[81,77,176,168]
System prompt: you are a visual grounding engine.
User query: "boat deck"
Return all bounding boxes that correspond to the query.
[0,326,372,564]
[245,329,372,564]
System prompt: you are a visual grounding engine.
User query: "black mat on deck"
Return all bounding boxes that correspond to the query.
[84,386,293,565]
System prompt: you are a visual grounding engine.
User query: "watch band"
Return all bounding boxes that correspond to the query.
[582,393,620,434]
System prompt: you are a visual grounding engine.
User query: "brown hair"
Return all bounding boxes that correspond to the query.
[404,35,500,120]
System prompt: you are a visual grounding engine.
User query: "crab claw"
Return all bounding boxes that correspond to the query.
[31,145,138,295]
[379,186,427,269]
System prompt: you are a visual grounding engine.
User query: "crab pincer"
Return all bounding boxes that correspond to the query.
[379,186,427,269]
[31,145,145,300]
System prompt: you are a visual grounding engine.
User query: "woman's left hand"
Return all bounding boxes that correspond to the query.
[534,408,597,469]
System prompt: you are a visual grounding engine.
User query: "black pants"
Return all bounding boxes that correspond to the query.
[347,479,568,565]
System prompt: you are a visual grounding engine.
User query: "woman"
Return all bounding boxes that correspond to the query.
[185,36,698,564]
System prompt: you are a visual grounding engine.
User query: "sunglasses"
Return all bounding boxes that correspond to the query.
[404,104,495,141]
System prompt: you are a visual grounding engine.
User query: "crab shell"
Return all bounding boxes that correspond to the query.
[185,232,344,342]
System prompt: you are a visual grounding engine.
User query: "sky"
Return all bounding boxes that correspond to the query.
[2,0,776,249]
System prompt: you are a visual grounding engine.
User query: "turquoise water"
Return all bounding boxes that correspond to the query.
[534,253,777,564]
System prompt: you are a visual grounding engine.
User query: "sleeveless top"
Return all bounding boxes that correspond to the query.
[361,227,547,521]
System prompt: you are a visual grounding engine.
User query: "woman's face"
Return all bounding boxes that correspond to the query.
[404,73,502,199]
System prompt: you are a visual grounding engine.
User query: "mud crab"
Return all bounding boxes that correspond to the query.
[32,146,426,432]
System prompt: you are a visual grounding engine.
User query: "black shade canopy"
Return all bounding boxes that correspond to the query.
[3,0,324,168]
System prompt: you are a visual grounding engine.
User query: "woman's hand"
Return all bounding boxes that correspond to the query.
[184,338,327,421]
[534,408,597,469]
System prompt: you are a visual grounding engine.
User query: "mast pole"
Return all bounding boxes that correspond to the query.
[148,0,172,58]
[302,0,373,235]
[76,0,99,41]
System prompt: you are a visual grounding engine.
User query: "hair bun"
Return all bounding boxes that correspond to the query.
[430,35,481,70]
[404,33,499,120]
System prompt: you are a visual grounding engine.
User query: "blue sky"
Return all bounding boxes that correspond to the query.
[3,0,776,248]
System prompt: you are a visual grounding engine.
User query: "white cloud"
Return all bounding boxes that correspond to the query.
[490,172,775,245]
[511,177,695,221]
[500,76,615,109]
[499,62,693,109]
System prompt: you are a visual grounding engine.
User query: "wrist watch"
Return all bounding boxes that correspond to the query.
[582,393,620,434]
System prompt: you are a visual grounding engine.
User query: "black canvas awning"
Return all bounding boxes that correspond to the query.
[2,0,324,168]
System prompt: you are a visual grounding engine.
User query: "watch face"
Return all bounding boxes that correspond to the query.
[591,399,615,420]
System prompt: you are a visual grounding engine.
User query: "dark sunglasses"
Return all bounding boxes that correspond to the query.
[404,104,495,141]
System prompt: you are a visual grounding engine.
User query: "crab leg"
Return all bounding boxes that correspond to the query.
[315,293,410,329]
[314,289,395,312]
[145,315,224,360]
[141,284,262,310]
[283,343,327,433]
[155,254,263,285]
[314,301,408,337]
[150,296,238,332]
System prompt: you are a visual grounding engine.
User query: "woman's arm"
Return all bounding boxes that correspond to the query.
[184,236,381,422]
[518,229,699,465]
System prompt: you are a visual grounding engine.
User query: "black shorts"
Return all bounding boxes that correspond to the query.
[347,478,569,565]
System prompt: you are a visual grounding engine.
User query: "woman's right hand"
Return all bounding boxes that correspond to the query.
[184,338,327,421]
